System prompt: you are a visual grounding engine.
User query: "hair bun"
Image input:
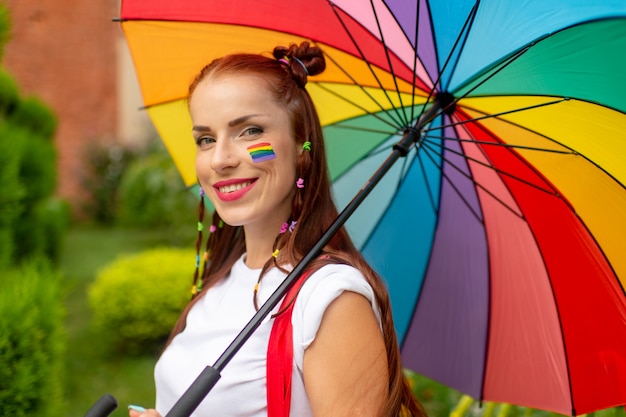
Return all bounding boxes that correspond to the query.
[273,41,326,87]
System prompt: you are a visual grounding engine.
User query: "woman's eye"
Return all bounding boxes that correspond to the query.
[196,136,215,149]
[243,126,264,137]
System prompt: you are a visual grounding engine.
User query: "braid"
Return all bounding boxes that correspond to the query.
[191,188,206,298]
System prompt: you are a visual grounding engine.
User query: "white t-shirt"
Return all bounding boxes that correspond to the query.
[154,255,379,417]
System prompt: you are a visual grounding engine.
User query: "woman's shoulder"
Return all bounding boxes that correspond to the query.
[292,262,380,350]
[304,262,368,289]
[296,262,376,318]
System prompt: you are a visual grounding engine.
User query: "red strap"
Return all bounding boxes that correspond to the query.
[266,271,311,417]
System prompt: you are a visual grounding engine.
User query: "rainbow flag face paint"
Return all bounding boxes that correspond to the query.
[247,142,276,163]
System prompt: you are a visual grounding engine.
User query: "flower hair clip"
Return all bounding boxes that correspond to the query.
[279,220,298,234]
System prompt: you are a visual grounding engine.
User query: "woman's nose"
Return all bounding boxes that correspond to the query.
[209,139,239,172]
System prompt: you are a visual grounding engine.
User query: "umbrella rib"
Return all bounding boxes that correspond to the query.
[453,31,552,96]
[422,135,561,199]
[368,0,410,126]
[328,3,408,128]
[409,0,422,123]
[315,82,402,131]
[441,0,481,93]
[420,139,530,221]
[439,39,539,119]
[329,127,412,164]
[417,140,486,223]
[423,134,574,155]
[328,122,401,136]
[427,97,569,132]
[415,1,479,123]
[320,52,405,129]
[465,31,565,109]
[412,143,438,214]
[416,37,545,140]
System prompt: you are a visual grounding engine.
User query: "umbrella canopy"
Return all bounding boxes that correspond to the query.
[120,1,626,415]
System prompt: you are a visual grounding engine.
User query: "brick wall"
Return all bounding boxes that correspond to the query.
[2,0,120,212]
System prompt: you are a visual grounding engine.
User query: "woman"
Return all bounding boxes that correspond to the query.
[129,41,427,417]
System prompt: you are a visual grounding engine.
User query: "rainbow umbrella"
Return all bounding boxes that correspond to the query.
[120,0,626,415]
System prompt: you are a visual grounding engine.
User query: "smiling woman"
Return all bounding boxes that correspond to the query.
[190,73,301,248]
[127,41,427,417]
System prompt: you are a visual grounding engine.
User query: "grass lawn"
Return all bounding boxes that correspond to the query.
[60,226,192,417]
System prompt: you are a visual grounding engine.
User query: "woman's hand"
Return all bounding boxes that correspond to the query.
[128,405,161,417]
[303,291,388,416]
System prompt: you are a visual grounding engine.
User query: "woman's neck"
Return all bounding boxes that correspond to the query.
[242,222,281,269]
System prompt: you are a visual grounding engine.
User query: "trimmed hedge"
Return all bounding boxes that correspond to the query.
[0,261,66,417]
[88,248,194,355]
[0,20,65,267]
[0,121,67,265]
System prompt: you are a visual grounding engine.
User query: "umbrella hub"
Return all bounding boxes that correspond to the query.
[435,91,456,115]
[396,91,454,156]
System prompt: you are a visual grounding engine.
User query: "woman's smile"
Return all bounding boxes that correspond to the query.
[213,178,257,202]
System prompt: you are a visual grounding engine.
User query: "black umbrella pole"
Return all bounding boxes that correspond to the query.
[163,102,442,417]
[83,394,118,417]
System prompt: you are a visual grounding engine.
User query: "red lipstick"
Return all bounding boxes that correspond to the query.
[213,178,257,202]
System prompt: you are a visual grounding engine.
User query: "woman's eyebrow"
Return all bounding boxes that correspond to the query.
[192,125,211,132]
[228,114,263,127]
[192,114,264,133]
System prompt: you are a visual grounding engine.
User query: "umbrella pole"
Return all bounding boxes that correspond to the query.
[161,100,443,417]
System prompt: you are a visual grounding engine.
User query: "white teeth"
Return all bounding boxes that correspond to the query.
[218,181,251,193]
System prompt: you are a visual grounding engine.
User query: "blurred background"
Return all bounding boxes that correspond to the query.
[3,0,155,210]
[0,1,201,416]
[0,2,622,417]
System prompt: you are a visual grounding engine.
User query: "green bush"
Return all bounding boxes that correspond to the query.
[0,260,66,417]
[15,123,57,202]
[88,247,194,355]
[8,96,57,139]
[0,121,67,265]
[0,38,65,267]
[0,122,25,268]
[38,197,70,262]
[117,142,198,229]
[0,69,19,115]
